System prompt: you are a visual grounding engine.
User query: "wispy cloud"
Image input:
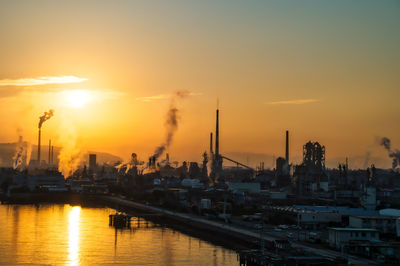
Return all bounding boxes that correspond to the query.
[0,76,88,86]
[136,94,170,102]
[136,91,202,102]
[265,99,319,105]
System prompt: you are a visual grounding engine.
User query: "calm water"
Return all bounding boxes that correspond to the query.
[0,204,238,265]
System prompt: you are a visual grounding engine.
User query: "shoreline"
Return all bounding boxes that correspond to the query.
[102,195,259,250]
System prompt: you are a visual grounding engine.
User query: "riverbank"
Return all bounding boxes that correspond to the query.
[102,196,259,250]
[0,192,101,206]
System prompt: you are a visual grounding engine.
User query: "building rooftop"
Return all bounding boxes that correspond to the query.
[350,215,398,220]
[293,205,380,216]
[329,227,378,232]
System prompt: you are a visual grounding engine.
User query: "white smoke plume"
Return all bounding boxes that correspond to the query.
[116,153,144,174]
[380,137,400,169]
[39,109,54,128]
[12,135,31,171]
[152,90,191,160]
[57,122,83,178]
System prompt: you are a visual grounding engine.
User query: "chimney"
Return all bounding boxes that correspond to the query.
[48,139,51,165]
[37,128,41,165]
[51,145,54,165]
[89,154,97,173]
[210,132,213,154]
[215,109,219,156]
[285,130,289,165]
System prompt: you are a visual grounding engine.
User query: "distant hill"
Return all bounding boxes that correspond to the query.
[0,142,122,167]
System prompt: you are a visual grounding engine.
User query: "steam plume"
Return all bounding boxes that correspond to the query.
[39,109,54,128]
[380,137,391,150]
[380,137,400,169]
[12,135,31,171]
[57,122,83,178]
[152,90,190,160]
[362,152,371,169]
[116,153,144,174]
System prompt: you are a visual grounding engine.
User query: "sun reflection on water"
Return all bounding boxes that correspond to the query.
[68,206,81,266]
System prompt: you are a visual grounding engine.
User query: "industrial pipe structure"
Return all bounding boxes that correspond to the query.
[48,139,51,165]
[285,130,289,164]
[37,127,41,164]
[220,155,254,170]
[210,132,213,154]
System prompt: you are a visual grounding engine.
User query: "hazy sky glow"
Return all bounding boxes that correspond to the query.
[0,0,399,168]
[265,99,319,105]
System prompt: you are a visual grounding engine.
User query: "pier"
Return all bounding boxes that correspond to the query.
[109,212,163,229]
[109,213,132,228]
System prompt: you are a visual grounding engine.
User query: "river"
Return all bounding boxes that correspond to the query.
[0,204,238,265]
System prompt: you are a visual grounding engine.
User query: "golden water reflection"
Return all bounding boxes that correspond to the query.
[68,206,81,266]
[0,204,238,265]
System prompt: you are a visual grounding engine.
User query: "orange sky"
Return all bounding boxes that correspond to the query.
[0,1,399,169]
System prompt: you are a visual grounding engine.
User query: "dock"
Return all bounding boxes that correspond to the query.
[109,213,132,228]
[109,211,163,229]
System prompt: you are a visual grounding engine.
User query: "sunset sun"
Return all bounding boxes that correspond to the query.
[65,90,91,108]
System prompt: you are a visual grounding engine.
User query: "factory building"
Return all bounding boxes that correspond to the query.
[349,215,398,236]
[89,154,97,174]
[328,228,379,249]
[294,141,328,196]
[227,182,261,194]
[264,205,342,229]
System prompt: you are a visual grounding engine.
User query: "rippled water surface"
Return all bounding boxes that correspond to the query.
[0,204,238,265]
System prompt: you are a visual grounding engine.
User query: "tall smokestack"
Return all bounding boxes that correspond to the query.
[216,109,219,156]
[51,145,54,165]
[285,130,289,164]
[48,139,51,165]
[38,128,41,165]
[37,109,54,166]
[210,132,213,154]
